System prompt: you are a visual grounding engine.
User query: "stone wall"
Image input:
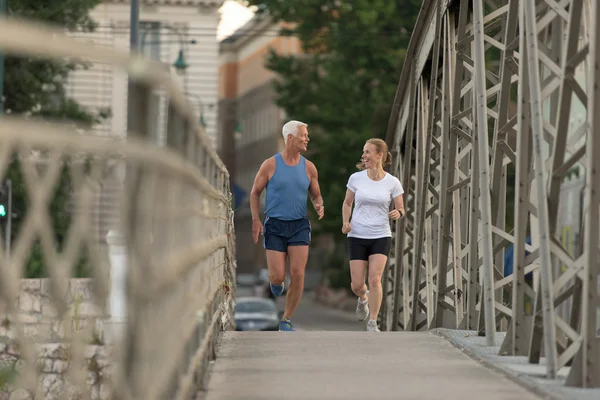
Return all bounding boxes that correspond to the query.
[0,343,110,400]
[0,279,110,399]
[6,279,104,343]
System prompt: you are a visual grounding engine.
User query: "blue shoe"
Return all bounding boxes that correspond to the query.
[279,319,295,331]
[270,282,284,297]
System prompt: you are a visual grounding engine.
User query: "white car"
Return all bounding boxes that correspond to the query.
[234,297,281,331]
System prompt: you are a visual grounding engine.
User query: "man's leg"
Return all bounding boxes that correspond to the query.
[277,218,311,331]
[266,250,286,295]
[263,218,287,296]
[282,245,309,321]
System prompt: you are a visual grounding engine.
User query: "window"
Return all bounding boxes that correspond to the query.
[140,22,161,61]
[148,92,161,144]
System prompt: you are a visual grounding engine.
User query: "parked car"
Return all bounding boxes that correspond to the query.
[234,297,281,331]
[235,273,257,297]
[236,273,257,287]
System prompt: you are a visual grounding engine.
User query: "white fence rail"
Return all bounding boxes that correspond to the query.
[0,16,235,399]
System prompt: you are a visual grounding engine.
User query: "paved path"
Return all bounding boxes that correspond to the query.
[204,331,542,400]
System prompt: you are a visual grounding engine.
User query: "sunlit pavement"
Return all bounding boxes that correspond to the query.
[219,290,548,400]
[205,331,542,400]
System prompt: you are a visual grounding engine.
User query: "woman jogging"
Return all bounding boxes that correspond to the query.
[341,138,405,332]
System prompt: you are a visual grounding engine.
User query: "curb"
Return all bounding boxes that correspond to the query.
[431,328,564,400]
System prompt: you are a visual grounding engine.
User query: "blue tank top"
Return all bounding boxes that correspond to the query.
[264,153,310,220]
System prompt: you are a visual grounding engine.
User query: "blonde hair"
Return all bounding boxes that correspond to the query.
[356,138,392,170]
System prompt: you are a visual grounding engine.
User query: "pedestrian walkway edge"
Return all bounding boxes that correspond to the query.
[430,328,561,400]
[196,331,226,400]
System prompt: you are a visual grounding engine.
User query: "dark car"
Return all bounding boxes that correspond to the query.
[235,297,280,331]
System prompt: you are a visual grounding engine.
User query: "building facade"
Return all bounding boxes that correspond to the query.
[218,13,304,274]
[64,0,224,243]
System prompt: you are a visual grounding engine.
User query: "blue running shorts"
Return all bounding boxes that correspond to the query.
[263,217,311,252]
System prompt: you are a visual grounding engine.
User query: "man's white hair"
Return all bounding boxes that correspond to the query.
[282,120,308,144]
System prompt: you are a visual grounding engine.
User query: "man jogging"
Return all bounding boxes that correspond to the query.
[250,120,324,331]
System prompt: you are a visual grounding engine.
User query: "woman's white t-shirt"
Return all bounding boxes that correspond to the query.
[346,170,404,239]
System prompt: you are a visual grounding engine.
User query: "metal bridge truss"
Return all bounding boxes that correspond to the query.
[383,0,600,388]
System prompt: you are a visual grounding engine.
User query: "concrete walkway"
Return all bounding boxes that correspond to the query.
[204,331,542,400]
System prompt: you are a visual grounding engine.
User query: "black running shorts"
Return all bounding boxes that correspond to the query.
[347,237,392,261]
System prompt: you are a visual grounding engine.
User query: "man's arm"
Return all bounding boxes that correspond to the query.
[306,160,324,220]
[250,158,274,243]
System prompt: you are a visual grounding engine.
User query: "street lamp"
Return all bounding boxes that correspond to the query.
[235,122,243,140]
[172,49,188,75]
[186,93,210,129]
[140,23,192,76]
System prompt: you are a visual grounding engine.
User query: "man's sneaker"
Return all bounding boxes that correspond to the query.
[356,291,369,321]
[279,319,295,331]
[270,282,284,297]
[366,320,380,332]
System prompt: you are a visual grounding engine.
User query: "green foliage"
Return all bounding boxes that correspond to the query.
[5,160,91,279]
[0,363,18,390]
[245,0,421,236]
[4,0,104,121]
[2,0,103,278]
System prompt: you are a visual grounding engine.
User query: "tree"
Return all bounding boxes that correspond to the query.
[246,0,420,232]
[2,0,106,278]
[3,0,101,118]
[245,0,421,285]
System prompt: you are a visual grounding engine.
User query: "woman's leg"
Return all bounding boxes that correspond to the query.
[350,260,369,321]
[365,237,392,330]
[347,237,368,299]
[366,253,388,322]
[348,237,369,320]
[350,260,368,300]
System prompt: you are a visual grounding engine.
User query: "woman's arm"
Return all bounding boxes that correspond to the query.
[341,189,355,233]
[389,178,406,220]
[393,195,405,217]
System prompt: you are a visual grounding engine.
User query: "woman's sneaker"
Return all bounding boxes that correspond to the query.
[356,291,369,321]
[366,320,380,332]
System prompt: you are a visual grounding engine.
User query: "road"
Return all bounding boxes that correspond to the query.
[275,291,364,331]
[235,285,364,331]
[236,287,366,331]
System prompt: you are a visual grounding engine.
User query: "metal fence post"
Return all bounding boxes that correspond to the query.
[472,0,497,346]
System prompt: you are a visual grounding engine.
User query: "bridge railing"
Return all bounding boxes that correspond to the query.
[0,16,235,399]
[385,0,599,389]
